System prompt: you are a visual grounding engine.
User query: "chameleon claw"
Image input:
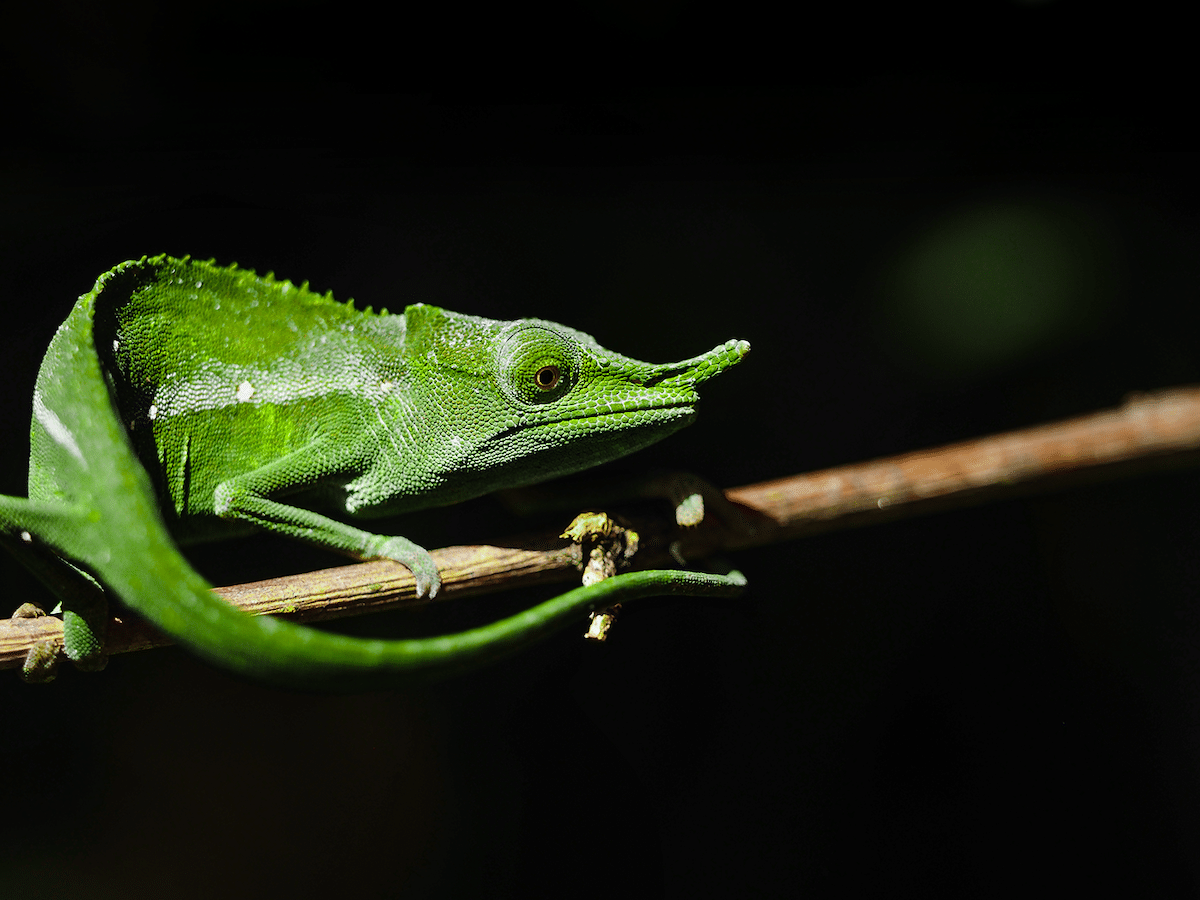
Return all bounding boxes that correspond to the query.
[395,556,441,599]
[414,568,441,600]
[367,535,442,599]
[20,640,61,683]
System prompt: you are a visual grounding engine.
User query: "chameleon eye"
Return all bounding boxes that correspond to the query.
[497,323,578,405]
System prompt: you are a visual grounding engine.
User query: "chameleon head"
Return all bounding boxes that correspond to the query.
[404,304,750,490]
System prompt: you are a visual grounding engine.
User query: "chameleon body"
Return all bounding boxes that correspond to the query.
[0,255,749,688]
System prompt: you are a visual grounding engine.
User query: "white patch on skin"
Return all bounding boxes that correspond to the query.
[33,395,85,465]
[151,350,385,418]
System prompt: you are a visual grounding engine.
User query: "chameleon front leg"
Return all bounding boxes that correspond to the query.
[211,452,442,598]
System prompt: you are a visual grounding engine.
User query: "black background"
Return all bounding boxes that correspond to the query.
[2,1,1198,896]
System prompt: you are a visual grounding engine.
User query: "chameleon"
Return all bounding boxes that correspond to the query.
[0,255,750,689]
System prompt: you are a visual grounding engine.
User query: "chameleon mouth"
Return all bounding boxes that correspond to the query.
[536,398,698,430]
[487,400,697,447]
[588,402,697,423]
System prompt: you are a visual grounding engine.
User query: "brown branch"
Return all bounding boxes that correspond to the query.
[5,385,1200,671]
[721,385,1200,543]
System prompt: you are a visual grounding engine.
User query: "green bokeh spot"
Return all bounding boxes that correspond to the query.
[880,199,1117,378]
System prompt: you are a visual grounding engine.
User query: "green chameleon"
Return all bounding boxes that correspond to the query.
[0,255,749,688]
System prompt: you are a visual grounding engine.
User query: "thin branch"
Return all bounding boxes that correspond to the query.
[722,384,1200,542]
[4,385,1200,670]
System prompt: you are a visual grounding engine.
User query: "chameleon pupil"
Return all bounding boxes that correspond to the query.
[536,366,560,390]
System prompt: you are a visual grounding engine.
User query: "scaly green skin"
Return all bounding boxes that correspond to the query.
[0,255,749,687]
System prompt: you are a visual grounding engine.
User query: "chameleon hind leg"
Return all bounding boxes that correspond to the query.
[0,498,110,680]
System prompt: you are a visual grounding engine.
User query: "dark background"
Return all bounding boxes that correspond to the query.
[2,1,1198,896]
